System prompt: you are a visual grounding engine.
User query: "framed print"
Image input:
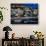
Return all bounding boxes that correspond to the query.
[11,3,38,24]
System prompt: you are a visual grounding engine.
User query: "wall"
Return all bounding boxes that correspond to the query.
[0,0,46,46]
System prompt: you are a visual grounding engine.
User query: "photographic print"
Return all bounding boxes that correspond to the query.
[11,3,38,24]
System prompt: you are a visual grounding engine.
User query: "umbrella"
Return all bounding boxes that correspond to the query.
[3,26,12,31]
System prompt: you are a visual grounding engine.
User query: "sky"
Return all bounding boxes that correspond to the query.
[11,3,38,9]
